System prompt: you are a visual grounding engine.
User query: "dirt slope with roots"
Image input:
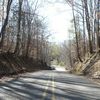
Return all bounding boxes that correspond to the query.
[0,53,49,78]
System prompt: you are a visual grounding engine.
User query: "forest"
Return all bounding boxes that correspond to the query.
[0,0,51,75]
[0,0,100,99]
[0,0,100,78]
[51,0,100,78]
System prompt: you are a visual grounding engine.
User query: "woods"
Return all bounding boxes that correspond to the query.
[0,0,51,64]
[0,1,100,99]
[0,0,52,75]
[62,0,100,69]
[0,0,100,76]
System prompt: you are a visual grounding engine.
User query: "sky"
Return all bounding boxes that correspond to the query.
[37,0,73,43]
[0,0,73,43]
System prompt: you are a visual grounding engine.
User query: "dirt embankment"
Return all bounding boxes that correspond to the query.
[0,52,49,78]
[72,53,100,79]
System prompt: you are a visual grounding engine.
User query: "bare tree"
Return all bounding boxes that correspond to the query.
[0,0,13,49]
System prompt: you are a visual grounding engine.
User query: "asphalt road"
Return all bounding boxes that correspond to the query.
[0,70,100,100]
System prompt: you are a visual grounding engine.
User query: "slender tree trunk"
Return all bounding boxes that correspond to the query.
[83,0,93,54]
[0,0,13,49]
[26,19,31,57]
[14,0,23,55]
[21,13,26,55]
[97,0,100,52]
[2,0,5,26]
[36,31,39,61]
[81,0,86,58]
[72,4,83,62]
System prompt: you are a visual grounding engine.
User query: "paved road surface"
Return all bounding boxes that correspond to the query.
[0,70,100,100]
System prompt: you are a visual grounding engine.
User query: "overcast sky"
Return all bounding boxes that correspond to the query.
[37,0,73,43]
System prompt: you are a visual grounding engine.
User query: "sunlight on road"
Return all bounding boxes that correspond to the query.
[55,67,66,71]
[51,65,66,71]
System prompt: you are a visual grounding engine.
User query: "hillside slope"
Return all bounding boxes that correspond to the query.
[0,53,49,77]
[73,53,100,78]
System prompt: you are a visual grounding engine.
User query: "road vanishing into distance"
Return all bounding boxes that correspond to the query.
[0,70,100,100]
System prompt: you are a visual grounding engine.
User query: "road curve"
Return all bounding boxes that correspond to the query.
[0,70,100,100]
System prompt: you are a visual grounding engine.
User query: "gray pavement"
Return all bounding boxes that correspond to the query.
[0,70,100,100]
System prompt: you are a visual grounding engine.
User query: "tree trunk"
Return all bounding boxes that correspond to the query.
[72,4,83,62]
[0,0,13,50]
[84,0,93,54]
[14,0,23,55]
[97,0,100,52]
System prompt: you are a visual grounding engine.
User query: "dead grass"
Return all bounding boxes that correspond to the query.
[0,52,49,78]
[72,53,100,77]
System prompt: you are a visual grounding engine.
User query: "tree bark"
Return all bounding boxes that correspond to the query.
[83,0,93,54]
[14,0,23,55]
[72,4,83,62]
[0,0,13,49]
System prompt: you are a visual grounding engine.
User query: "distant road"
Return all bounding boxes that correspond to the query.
[55,67,66,71]
[0,70,100,100]
[51,65,66,71]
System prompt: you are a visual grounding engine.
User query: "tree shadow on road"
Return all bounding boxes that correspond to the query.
[0,71,100,100]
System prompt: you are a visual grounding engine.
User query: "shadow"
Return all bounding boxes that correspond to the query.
[20,72,100,89]
[0,71,100,100]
